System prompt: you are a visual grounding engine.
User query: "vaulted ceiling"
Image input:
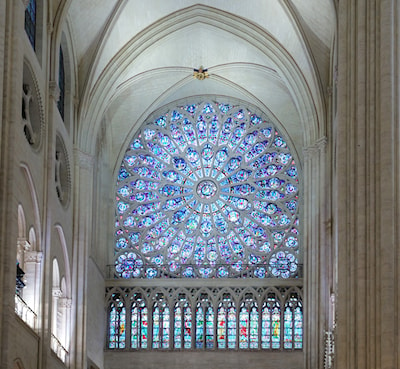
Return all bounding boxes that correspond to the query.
[60,0,336,171]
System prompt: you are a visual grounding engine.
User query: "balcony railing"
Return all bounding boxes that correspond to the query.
[51,334,68,363]
[106,263,303,279]
[15,294,36,330]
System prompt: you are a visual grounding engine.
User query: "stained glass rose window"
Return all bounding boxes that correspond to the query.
[115,101,300,278]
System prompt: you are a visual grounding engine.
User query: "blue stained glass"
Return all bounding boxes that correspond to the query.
[196,305,204,348]
[286,199,297,212]
[173,157,187,171]
[227,305,236,348]
[147,142,170,163]
[202,103,214,114]
[124,155,137,166]
[217,267,229,277]
[238,132,258,154]
[155,116,167,127]
[118,168,130,181]
[225,156,242,173]
[118,186,131,197]
[218,103,233,114]
[217,305,226,348]
[205,306,214,348]
[25,0,36,50]
[234,109,245,120]
[153,306,161,348]
[254,267,266,278]
[109,298,126,349]
[219,119,233,145]
[183,119,196,143]
[130,139,144,150]
[174,306,182,348]
[184,305,192,348]
[182,267,194,277]
[269,251,297,278]
[239,305,249,349]
[115,101,300,278]
[171,110,183,121]
[273,135,287,148]
[199,267,213,277]
[146,268,158,278]
[250,114,262,125]
[139,154,164,170]
[286,183,298,194]
[183,104,197,115]
[116,238,128,249]
[158,133,178,154]
[286,166,298,178]
[229,124,245,148]
[144,128,156,140]
[186,147,200,164]
[117,201,129,214]
[294,305,303,349]
[201,144,214,161]
[250,306,259,348]
[230,184,255,196]
[209,116,219,144]
[197,116,207,144]
[170,124,187,149]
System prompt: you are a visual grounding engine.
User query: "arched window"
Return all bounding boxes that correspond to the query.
[217,295,236,349]
[109,100,302,351]
[130,294,148,349]
[173,297,191,349]
[108,294,126,349]
[58,46,65,120]
[152,295,169,349]
[261,294,281,349]
[24,0,36,50]
[283,293,303,349]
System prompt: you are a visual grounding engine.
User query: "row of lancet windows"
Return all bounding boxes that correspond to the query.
[24,0,65,123]
[107,289,302,351]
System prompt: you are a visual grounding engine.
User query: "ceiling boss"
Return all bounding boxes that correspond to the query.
[193,66,209,80]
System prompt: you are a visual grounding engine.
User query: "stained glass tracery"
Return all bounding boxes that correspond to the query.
[25,0,36,50]
[115,101,300,279]
[107,286,302,351]
[108,295,126,349]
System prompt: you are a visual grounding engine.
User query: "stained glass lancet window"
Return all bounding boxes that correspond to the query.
[131,294,148,349]
[108,295,126,349]
[114,101,300,279]
[106,286,302,351]
[284,293,303,349]
[58,46,65,120]
[217,295,236,349]
[25,0,36,50]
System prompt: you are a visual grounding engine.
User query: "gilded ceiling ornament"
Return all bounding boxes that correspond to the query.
[193,66,209,80]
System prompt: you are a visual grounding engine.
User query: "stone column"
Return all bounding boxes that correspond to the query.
[336,1,400,368]
[58,297,72,351]
[0,1,30,368]
[51,288,62,339]
[71,148,94,369]
[24,250,43,315]
[303,137,332,369]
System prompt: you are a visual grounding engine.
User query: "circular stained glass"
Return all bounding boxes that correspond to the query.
[197,180,218,199]
[115,101,300,278]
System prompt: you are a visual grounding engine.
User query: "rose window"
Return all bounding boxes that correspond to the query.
[115,101,300,278]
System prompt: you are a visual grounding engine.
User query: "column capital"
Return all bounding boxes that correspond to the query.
[52,288,63,298]
[74,148,94,170]
[49,81,60,102]
[303,136,328,159]
[25,250,43,263]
